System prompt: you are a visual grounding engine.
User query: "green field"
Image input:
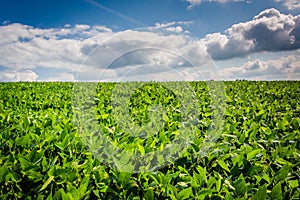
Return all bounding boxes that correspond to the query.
[0,81,299,199]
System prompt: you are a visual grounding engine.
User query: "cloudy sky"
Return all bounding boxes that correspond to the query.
[0,0,300,81]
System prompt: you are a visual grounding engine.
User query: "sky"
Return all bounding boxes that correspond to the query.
[0,0,300,81]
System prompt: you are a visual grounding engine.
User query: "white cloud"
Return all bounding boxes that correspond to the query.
[74,24,91,31]
[186,0,245,9]
[221,51,300,80]
[154,21,192,33]
[78,29,212,81]
[43,73,75,82]
[154,21,192,28]
[275,0,300,10]
[202,8,300,60]
[0,8,299,81]
[0,70,38,82]
[0,23,113,72]
[0,22,214,81]
[186,0,202,9]
[165,26,183,33]
[81,30,208,66]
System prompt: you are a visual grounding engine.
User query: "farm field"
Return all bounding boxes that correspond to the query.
[0,81,299,199]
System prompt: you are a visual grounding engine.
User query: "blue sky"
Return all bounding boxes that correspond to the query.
[0,0,283,36]
[0,0,300,81]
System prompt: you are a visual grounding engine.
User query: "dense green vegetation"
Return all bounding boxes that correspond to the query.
[0,81,299,199]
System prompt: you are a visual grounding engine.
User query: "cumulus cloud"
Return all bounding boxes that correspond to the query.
[0,70,38,82]
[1,8,299,81]
[186,0,300,10]
[221,51,300,80]
[275,0,300,10]
[0,22,214,81]
[78,29,211,81]
[203,8,300,60]
[0,23,113,72]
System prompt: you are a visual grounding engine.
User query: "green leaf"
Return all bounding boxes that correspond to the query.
[66,184,79,199]
[234,177,247,196]
[247,149,261,160]
[46,193,53,200]
[16,134,31,147]
[37,195,45,200]
[61,190,70,200]
[143,190,154,200]
[288,180,299,189]
[19,156,31,170]
[262,174,270,183]
[218,160,230,172]
[225,192,234,200]
[274,166,290,182]
[270,182,282,200]
[254,184,267,200]
[278,118,289,131]
[137,143,145,154]
[216,178,221,192]
[0,165,8,183]
[5,172,19,183]
[167,185,178,200]
[177,187,192,200]
[256,110,265,117]
[78,176,90,199]
[197,189,213,198]
[92,190,100,198]
[47,166,55,177]
[40,176,54,192]
[195,166,207,186]
[275,158,293,166]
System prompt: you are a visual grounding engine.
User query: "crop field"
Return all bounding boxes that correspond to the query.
[0,81,299,199]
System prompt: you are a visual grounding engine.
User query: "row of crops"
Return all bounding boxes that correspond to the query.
[0,81,299,199]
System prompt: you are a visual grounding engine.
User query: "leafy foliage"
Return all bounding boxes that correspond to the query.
[0,81,299,199]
